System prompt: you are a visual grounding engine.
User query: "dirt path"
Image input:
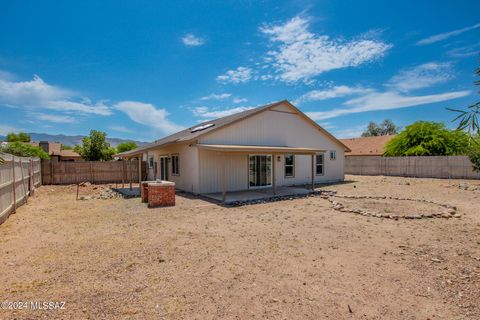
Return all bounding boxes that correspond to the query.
[0,175,479,319]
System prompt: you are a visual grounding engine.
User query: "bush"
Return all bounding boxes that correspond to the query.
[0,142,50,159]
[384,121,470,156]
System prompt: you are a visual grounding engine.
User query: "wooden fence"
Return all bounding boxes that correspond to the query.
[345,155,480,179]
[0,153,41,224]
[41,160,146,185]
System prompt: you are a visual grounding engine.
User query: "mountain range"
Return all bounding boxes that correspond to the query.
[0,133,148,147]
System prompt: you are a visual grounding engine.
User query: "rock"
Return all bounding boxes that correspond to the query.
[431,258,442,263]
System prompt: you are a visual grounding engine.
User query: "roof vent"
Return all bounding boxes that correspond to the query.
[191,123,215,133]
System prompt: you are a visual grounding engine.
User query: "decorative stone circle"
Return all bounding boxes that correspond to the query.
[318,190,460,220]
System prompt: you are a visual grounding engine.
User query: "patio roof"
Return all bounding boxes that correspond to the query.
[196,144,325,154]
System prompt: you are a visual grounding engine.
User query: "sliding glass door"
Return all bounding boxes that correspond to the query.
[248,155,272,188]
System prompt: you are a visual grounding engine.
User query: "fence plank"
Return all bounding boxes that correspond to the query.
[40,160,146,185]
[0,153,41,225]
[345,156,480,179]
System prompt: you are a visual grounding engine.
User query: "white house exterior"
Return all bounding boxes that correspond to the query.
[117,100,350,198]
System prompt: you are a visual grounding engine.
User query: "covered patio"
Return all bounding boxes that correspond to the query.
[196,144,324,203]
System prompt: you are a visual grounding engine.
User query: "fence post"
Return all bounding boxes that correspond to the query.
[11,156,16,213]
[90,162,94,184]
[20,159,27,204]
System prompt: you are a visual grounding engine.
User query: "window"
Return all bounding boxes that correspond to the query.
[330,150,336,160]
[284,154,295,178]
[171,154,179,175]
[148,156,154,169]
[316,154,324,175]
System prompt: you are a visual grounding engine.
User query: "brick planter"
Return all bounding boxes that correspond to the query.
[148,181,175,207]
[140,181,155,203]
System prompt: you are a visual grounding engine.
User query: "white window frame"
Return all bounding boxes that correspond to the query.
[315,153,324,176]
[248,154,272,189]
[330,150,336,160]
[284,154,295,178]
[171,154,180,175]
[148,156,154,169]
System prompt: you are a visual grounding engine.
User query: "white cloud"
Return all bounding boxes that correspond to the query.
[182,34,205,46]
[387,62,454,92]
[416,23,480,45]
[306,90,471,120]
[108,125,133,133]
[193,105,254,118]
[0,73,112,115]
[0,124,24,135]
[200,93,231,101]
[294,85,373,104]
[260,16,392,83]
[114,101,183,134]
[332,125,367,139]
[233,97,248,103]
[216,67,252,84]
[33,113,76,123]
[447,43,480,58]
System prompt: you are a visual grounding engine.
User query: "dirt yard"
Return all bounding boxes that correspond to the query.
[0,175,479,319]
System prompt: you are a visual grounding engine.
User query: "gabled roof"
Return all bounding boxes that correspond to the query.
[117,100,349,157]
[340,135,395,156]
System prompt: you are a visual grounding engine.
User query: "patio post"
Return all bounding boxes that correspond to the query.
[138,155,142,184]
[311,154,315,190]
[221,152,226,203]
[272,154,276,195]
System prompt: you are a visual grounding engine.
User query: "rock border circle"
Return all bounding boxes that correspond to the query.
[318,191,460,220]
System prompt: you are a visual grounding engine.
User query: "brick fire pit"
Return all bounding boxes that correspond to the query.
[148,181,176,207]
[140,181,156,203]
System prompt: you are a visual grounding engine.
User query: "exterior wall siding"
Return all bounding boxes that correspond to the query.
[142,143,200,193]
[197,104,345,192]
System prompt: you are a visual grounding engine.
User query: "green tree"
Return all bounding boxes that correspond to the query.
[61,145,73,150]
[74,130,114,161]
[116,141,137,153]
[0,142,49,159]
[6,132,31,142]
[361,119,399,137]
[384,121,470,156]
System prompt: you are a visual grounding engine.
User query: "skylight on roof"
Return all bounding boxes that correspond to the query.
[191,123,215,133]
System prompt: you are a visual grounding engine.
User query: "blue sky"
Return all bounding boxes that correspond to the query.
[1,0,479,141]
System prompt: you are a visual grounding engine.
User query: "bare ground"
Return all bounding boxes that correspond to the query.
[0,175,479,319]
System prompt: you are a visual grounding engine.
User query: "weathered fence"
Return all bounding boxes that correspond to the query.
[345,156,480,179]
[41,160,146,185]
[0,153,41,224]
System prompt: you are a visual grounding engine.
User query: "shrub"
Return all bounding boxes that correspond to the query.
[0,142,50,159]
[384,121,470,156]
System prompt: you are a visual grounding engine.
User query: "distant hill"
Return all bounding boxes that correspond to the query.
[0,133,148,147]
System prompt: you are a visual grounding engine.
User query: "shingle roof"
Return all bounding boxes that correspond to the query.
[116,100,349,156]
[340,135,395,156]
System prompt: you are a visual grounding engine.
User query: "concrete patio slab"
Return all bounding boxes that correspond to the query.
[112,187,140,198]
[203,186,312,204]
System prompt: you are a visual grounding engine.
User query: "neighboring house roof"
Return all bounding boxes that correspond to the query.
[116,100,350,157]
[57,149,81,158]
[340,135,395,156]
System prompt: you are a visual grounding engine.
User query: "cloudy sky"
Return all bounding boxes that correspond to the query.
[1,1,479,140]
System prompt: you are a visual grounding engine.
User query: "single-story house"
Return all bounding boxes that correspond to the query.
[340,135,396,157]
[28,141,83,161]
[117,100,350,199]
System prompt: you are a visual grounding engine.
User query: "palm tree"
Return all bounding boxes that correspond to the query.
[448,61,480,136]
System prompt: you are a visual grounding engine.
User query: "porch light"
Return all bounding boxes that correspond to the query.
[277,155,281,162]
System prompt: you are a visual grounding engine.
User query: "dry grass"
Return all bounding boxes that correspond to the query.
[0,175,479,319]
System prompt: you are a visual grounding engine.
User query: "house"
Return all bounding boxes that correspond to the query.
[340,135,395,157]
[116,100,350,200]
[33,141,83,161]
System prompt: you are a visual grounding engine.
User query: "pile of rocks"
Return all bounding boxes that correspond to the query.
[78,187,122,200]
[326,194,460,220]
[455,183,480,191]
[227,191,327,207]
